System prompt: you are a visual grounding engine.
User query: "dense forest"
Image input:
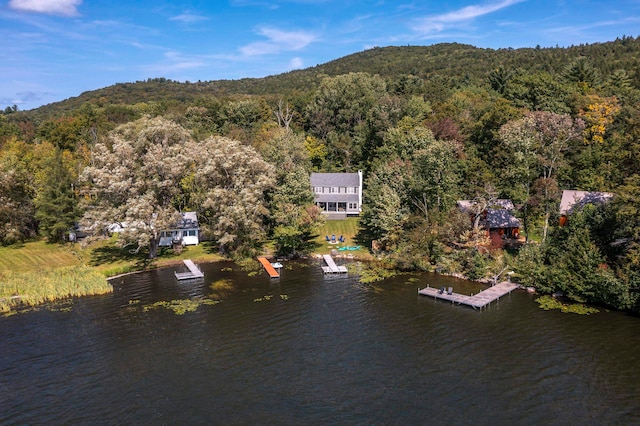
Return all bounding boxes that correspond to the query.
[2,37,640,312]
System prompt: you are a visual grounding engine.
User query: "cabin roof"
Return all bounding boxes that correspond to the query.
[559,190,614,215]
[485,209,521,229]
[172,211,199,230]
[310,172,361,187]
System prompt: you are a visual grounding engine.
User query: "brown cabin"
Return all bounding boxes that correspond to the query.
[457,199,521,240]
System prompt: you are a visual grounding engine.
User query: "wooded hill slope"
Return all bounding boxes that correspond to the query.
[19,36,640,119]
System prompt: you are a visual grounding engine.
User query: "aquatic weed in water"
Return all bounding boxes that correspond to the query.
[143,299,220,315]
[536,295,599,315]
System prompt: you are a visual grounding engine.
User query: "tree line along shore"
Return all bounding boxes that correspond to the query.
[2,39,640,313]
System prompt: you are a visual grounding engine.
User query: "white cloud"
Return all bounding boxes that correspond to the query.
[162,51,206,70]
[8,0,82,17]
[169,13,209,24]
[288,57,304,70]
[141,51,209,76]
[240,27,317,56]
[411,0,524,35]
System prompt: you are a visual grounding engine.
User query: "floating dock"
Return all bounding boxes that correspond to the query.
[257,257,280,278]
[418,281,519,309]
[175,259,204,280]
[321,254,348,274]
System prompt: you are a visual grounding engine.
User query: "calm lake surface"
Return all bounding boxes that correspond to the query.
[1,260,639,425]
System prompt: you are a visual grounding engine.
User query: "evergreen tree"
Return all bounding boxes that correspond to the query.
[34,149,80,243]
[488,66,514,94]
[563,57,602,90]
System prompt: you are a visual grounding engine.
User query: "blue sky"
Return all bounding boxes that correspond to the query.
[1,0,639,110]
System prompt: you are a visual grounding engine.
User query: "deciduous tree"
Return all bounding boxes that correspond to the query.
[305,72,389,170]
[499,111,584,241]
[0,138,36,244]
[81,117,192,258]
[186,136,275,256]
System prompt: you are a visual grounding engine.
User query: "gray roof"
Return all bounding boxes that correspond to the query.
[310,172,360,187]
[559,190,614,215]
[485,209,521,229]
[175,211,199,230]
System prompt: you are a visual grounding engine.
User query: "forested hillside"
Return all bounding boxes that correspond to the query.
[2,37,640,312]
[12,36,640,119]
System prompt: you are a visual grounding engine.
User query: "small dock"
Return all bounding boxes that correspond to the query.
[321,254,348,274]
[257,257,280,278]
[418,281,519,309]
[175,259,204,280]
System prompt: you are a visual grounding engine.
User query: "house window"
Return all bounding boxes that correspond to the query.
[348,203,358,210]
[347,187,356,194]
[314,186,322,193]
[330,187,337,193]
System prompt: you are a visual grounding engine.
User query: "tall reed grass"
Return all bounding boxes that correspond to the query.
[0,266,112,313]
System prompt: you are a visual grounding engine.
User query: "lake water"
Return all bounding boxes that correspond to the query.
[1,260,639,425]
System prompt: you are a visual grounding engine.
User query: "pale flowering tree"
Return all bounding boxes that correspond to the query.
[185,136,275,256]
[81,117,189,258]
[82,117,277,258]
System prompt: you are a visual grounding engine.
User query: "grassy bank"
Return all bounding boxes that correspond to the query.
[0,266,112,314]
[0,237,224,315]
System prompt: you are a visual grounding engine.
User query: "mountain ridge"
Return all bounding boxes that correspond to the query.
[22,37,640,118]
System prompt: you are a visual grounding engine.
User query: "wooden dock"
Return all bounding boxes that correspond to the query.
[321,254,348,274]
[418,281,519,309]
[175,259,204,280]
[257,257,280,278]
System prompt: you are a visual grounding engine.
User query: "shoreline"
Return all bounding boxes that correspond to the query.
[1,242,513,315]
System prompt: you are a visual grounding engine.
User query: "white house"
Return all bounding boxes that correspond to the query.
[159,212,200,247]
[310,171,363,219]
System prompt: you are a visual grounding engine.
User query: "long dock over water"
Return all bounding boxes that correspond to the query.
[322,254,348,274]
[257,257,280,278]
[418,281,519,309]
[175,259,204,280]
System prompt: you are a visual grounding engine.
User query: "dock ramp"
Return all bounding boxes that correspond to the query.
[175,259,204,280]
[322,254,348,274]
[257,257,280,278]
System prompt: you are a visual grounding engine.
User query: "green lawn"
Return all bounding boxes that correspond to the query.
[0,237,220,275]
[314,217,371,257]
[0,241,81,272]
[80,237,223,276]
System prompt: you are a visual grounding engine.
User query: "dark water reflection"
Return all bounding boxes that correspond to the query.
[1,260,639,424]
